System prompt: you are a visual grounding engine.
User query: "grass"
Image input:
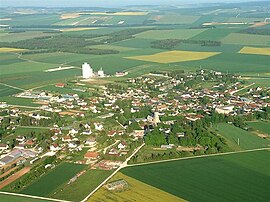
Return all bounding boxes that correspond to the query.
[20,162,86,197]
[50,169,112,202]
[221,33,270,46]
[216,123,270,150]
[246,121,270,135]
[0,96,40,107]
[238,46,270,56]
[0,193,49,202]
[90,172,185,202]
[122,150,270,202]
[135,29,205,40]
[125,50,221,64]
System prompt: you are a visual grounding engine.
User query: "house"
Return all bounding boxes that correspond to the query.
[118,142,127,150]
[108,148,119,156]
[69,129,78,136]
[108,130,117,137]
[85,137,96,147]
[16,136,26,142]
[51,135,58,141]
[0,143,8,151]
[82,130,92,135]
[50,143,61,152]
[131,130,144,139]
[84,151,99,160]
[62,135,72,142]
[94,122,103,131]
[55,83,65,88]
[14,144,25,149]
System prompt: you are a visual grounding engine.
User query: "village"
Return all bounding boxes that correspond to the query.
[0,65,269,190]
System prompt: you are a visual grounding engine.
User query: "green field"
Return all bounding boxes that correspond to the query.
[246,121,270,135]
[0,193,49,202]
[50,169,112,201]
[135,29,205,40]
[20,162,86,197]
[216,123,270,150]
[150,14,200,24]
[122,150,270,202]
[222,33,270,46]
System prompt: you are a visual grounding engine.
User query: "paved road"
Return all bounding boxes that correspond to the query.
[0,82,25,91]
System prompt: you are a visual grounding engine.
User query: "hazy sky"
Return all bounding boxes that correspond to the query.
[0,0,262,7]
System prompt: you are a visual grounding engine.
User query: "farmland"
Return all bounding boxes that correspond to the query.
[246,121,270,136]
[20,162,86,197]
[0,193,49,202]
[50,169,112,201]
[125,50,221,64]
[90,172,185,202]
[216,123,270,150]
[221,33,270,46]
[239,46,270,56]
[122,150,270,202]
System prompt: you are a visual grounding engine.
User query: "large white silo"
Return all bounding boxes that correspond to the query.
[82,62,93,79]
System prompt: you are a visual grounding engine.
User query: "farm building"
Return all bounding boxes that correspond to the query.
[105,179,128,191]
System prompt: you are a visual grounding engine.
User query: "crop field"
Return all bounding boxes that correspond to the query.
[178,52,270,73]
[122,150,270,202]
[222,33,270,46]
[0,31,56,42]
[0,84,22,97]
[150,14,200,24]
[238,46,270,56]
[135,29,205,40]
[60,27,98,32]
[90,172,185,202]
[246,121,270,135]
[0,193,49,202]
[216,123,270,150]
[191,28,240,41]
[0,48,27,52]
[50,169,112,201]
[88,44,138,52]
[125,50,221,64]
[20,162,86,197]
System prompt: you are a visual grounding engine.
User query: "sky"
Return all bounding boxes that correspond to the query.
[0,0,263,7]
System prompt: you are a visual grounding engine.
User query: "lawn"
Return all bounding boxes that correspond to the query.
[90,172,185,202]
[238,46,270,56]
[50,169,112,201]
[122,150,270,202]
[135,29,205,40]
[216,123,270,150]
[20,162,86,197]
[221,33,270,46]
[125,50,220,64]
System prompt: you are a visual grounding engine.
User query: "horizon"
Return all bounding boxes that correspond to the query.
[0,0,266,8]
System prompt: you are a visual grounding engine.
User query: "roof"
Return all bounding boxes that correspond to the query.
[84,151,99,159]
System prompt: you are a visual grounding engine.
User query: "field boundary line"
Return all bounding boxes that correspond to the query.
[127,147,270,167]
[0,82,25,91]
[0,191,71,202]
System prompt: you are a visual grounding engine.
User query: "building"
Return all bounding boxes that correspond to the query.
[97,68,105,77]
[84,151,99,160]
[82,62,94,79]
[105,180,128,191]
[215,106,234,114]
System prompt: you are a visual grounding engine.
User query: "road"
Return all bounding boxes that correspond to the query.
[101,140,121,155]
[230,82,255,95]
[127,147,270,167]
[81,143,145,202]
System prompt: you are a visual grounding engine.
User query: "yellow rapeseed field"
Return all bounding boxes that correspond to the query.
[60,27,98,32]
[0,47,27,52]
[79,12,149,16]
[125,50,220,63]
[89,172,186,202]
[238,47,270,56]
